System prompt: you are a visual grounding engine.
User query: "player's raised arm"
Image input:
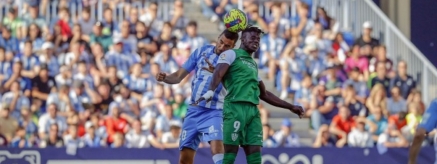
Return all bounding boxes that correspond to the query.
[258,80,305,118]
[156,48,200,84]
[195,50,235,104]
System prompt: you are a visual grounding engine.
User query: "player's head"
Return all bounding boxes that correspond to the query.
[216,29,239,54]
[241,25,264,53]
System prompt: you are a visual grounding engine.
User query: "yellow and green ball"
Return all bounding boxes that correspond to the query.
[223,9,248,33]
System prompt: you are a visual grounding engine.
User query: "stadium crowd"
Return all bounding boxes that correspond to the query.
[0,0,430,150]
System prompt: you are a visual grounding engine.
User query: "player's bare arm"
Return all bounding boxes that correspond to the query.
[258,80,305,118]
[408,128,427,164]
[155,68,190,84]
[195,63,229,104]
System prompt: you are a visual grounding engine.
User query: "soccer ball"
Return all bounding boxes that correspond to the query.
[223,9,248,33]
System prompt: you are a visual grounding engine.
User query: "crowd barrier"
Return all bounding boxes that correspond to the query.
[0,147,434,164]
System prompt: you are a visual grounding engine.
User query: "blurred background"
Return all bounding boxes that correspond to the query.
[0,0,435,163]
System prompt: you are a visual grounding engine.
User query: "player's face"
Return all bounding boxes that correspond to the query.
[216,35,235,54]
[243,32,261,52]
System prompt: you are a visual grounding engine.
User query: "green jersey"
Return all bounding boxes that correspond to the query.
[217,49,260,105]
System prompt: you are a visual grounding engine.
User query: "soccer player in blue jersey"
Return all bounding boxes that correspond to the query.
[155,29,239,164]
[409,99,437,164]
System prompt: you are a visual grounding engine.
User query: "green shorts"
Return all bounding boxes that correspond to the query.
[222,101,263,146]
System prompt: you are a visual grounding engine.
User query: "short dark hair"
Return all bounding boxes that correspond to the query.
[187,21,197,27]
[220,29,239,41]
[242,26,264,35]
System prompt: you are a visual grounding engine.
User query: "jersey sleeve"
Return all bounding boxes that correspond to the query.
[217,50,236,65]
[181,48,200,72]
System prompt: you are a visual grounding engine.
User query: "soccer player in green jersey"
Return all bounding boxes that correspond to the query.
[195,26,305,164]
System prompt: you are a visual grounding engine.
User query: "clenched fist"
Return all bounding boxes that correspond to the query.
[156,72,167,82]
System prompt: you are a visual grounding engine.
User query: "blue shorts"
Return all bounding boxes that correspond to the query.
[419,99,437,133]
[179,105,223,151]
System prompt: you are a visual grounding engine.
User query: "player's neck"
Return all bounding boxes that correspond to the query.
[240,46,254,54]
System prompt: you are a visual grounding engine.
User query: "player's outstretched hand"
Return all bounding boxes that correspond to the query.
[156,72,166,82]
[194,90,214,105]
[290,105,305,118]
[201,57,215,73]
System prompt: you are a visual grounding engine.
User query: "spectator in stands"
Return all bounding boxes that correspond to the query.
[56,8,72,39]
[168,0,189,36]
[306,23,332,57]
[38,104,67,139]
[370,62,391,96]
[19,41,40,79]
[0,107,19,143]
[344,45,369,80]
[303,44,325,79]
[140,2,163,36]
[78,7,95,35]
[388,111,407,132]
[342,85,368,118]
[111,132,126,148]
[368,45,393,75]
[171,91,188,119]
[155,104,180,139]
[347,118,374,147]
[115,20,138,54]
[180,21,208,53]
[104,103,129,144]
[161,120,182,148]
[10,126,33,148]
[0,27,20,53]
[313,124,335,148]
[23,4,48,32]
[355,21,379,48]
[18,107,38,136]
[267,3,291,38]
[320,67,342,99]
[2,8,25,38]
[125,119,163,149]
[278,41,297,99]
[2,81,31,118]
[329,106,355,147]
[366,106,388,143]
[405,103,422,134]
[295,75,312,113]
[310,85,337,132]
[366,84,388,115]
[22,23,44,52]
[377,124,408,148]
[262,124,277,148]
[82,121,105,148]
[273,119,300,147]
[331,33,350,63]
[291,1,313,38]
[136,24,157,54]
[386,86,407,115]
[31,66,56,110]
[343,68,367,103]
[153,44,178,74]
[260,23,286,82]
[407,90,425,114]
[63,125,85,148]
[39,124,64,148]
[391,61,416,99]
[245,4,268,31]
[90,21,112,53]
[315,7,335,31]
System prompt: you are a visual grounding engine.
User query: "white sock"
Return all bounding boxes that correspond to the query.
[280,90,287,99]
[212,154,224,163]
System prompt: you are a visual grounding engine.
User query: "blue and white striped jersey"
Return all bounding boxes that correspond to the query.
[181,45,226,110]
